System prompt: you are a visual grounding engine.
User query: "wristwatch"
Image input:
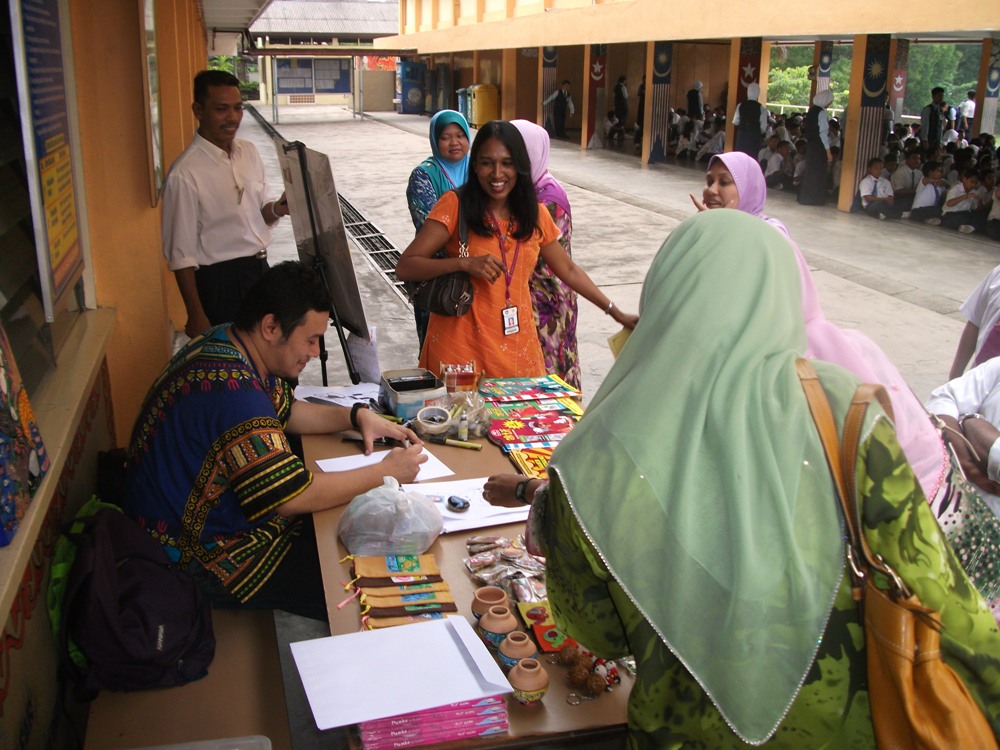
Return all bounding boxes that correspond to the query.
[350,402,368,430]
[514,480,531,504]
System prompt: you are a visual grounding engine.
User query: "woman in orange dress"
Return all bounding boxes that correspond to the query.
[397,120,638,379]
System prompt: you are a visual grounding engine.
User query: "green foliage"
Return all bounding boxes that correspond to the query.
[239,81,260,100]
[208,55,236,74]
[767,44,851,111]
[903,44,980,115]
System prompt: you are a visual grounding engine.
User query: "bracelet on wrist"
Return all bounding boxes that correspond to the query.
[604,300,615,315]
[350,402,368,430]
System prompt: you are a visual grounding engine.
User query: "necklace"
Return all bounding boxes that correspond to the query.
[228,327,269,388]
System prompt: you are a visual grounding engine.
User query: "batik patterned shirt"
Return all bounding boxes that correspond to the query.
[124,326,312,602]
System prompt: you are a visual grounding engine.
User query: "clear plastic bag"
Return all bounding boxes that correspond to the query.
[338,477,443,555]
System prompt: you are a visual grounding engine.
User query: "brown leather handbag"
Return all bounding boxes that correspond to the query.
[796,359,998,750]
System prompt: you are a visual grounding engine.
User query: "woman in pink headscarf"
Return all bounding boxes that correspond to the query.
[691,152,948,498]
[691,150,1000,619]
[511,119,581,388]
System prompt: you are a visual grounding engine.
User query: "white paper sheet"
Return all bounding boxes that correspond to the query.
[315,447,454,482]
[291,616,512,730]
[294,382,380,408]
[403,477,530,533]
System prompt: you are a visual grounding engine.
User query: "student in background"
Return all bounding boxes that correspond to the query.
[858,157,904,220]
[941,168,988,234]
[908,160,947,224]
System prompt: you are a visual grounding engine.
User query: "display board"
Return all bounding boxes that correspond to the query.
[274,137,369,343]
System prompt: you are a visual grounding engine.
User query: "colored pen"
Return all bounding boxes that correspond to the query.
[377,412,404,423]
[427,435,482,451]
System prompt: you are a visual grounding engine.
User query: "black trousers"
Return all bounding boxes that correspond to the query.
[195,255,269,326]
[186,516,329,622]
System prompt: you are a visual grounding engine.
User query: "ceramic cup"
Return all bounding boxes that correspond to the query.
[471,586,508,621]
[478,604,519,649]
[498,631,538,672]
[508,657,549,705]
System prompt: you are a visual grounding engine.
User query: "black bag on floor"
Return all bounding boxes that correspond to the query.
[63,507,215,692]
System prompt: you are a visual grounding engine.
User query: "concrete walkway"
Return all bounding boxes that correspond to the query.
[243,103,1000,402]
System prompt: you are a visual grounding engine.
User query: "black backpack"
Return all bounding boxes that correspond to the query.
[62,507,216,693]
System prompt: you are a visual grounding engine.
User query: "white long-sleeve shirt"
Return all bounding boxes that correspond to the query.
[926,358,1000,515]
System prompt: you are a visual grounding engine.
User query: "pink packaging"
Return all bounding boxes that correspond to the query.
[361,721,508,750]
[361,712,506,741]
[362,702,506,731]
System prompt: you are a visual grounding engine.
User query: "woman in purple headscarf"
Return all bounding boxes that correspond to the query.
[511,120,581,389]
[691,150,1000,620]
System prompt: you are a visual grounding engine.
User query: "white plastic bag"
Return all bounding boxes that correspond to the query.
[338,477,443,555]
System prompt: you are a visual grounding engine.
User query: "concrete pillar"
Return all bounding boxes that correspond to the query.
[540,46,558,130]
[974,38,1000,136]
[583,44,607,149]
[500,48,517,120]
[837,33,890,212]
[889,38,909,125]
[646,41,673,164]
[726,37,768,153]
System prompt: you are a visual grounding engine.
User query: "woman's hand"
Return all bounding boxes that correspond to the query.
[940,415,1000,496]
[483,474,544,507]
[611,307,640,330]
[689,194,708,212]
[463,254,507,283]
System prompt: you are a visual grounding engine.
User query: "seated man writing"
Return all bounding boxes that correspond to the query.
[124,262,425,621]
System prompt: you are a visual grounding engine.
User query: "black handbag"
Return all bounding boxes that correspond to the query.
[404,198,473,317]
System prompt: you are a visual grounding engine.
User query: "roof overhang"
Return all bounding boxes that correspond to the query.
[201,0,272,54]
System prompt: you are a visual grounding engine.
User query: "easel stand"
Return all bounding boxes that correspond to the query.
[284,141,360,385]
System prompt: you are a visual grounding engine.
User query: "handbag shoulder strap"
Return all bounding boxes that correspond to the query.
[451,189,469,257]
[795,359,909,598]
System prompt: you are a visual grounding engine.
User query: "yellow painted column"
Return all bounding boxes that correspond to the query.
[580,45,593,149]
[500,48,517,120]
[725,38,740,151]
[640,41,654,163]
[837,33,890,212]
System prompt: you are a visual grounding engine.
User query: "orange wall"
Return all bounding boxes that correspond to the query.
[671,42,730,113]
[70,0,206,440]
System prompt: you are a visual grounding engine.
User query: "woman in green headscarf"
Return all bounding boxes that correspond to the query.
[406,109,472,349]
[536,210,1000,748]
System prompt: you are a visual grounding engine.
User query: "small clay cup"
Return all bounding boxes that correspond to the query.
[508,658,549,705]
[471,586,508,620]
[478,604,519,649]
[498,631,538,672]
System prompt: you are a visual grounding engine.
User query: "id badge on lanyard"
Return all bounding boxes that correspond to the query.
[489,209,522,337]
[502,305,519,335]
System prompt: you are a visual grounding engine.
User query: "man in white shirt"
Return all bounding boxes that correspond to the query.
[959,91,977,139]
[162,70,289,338]
[543,80,575,139]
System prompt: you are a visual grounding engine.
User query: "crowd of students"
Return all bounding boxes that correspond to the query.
[857,131,999,240]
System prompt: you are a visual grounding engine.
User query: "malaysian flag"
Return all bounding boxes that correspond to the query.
[648,41,672,163]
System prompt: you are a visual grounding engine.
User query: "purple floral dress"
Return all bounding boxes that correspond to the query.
[530,201,580,389]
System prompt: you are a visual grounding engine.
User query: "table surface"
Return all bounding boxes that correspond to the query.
[302,431,632,748]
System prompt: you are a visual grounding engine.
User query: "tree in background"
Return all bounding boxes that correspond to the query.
[767,42,992,132]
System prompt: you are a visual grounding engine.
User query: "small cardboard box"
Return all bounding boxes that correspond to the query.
[379,368,448,420]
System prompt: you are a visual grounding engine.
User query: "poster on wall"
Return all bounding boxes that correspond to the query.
[276,58,315,94]
[314,58,351,94]
[13,0,85,318]
[0,323,49,547]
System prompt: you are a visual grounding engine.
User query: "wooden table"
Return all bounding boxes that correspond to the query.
[299,431,631,749]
